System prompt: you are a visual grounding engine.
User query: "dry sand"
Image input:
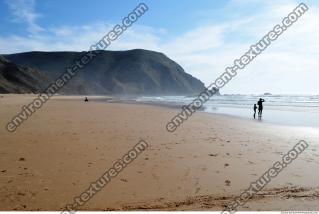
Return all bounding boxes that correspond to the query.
[0,94,319,211]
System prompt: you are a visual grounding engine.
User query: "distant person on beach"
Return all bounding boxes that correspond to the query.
[257,98,265,117]
[84,97,89,102]
[253,104,257,119]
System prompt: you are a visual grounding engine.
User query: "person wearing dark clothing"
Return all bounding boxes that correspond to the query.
[257,98,265,116]
[84,97,89,102]
[253,104,257,119]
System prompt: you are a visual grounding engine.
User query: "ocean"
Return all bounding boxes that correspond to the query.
[133,94,319,128]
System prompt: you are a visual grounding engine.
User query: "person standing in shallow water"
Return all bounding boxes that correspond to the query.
[257,98,265,117]
[253,104,257,119]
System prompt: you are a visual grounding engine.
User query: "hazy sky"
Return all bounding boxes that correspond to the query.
[0,0,318,94]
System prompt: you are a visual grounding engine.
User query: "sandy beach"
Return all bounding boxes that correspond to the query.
[0,95,319,211]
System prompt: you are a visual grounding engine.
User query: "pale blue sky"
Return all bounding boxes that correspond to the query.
[0,0,318,94]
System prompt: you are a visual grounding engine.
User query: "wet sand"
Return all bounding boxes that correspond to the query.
[0,95,319,211]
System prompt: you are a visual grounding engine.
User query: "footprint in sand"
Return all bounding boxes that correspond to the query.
[184,167,190,177]
[224,163,229,167]
[195,186,201,194]
[199,165,208,171]
[151,172,159,180]
[208,153,218,157]
[19,158,26,161]
[208,137,217,141]
[195,178,201,193]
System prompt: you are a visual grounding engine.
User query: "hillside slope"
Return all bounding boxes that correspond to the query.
[0,56,51,93]
[4,49,205,95]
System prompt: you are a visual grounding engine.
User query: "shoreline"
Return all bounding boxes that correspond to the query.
[3,93,318,130]
[97,96,319,131]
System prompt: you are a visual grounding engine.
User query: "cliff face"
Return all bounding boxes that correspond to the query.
[3,49,205,95]
[0,56,51,93]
